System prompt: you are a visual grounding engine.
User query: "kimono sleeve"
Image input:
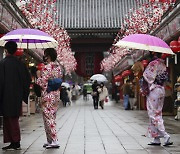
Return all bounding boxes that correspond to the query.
[36,66,49,89]
[143,60,158,84]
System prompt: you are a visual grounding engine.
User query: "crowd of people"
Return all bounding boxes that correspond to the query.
[0,41,174,151]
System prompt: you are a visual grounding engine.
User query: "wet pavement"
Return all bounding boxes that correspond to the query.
[0,95,180,154]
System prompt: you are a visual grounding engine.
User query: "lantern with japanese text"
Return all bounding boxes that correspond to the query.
[170,40,180,53]
[170,40,180,64]
[122,70,132,78]
[14,48,23,56]
[37,63,44,70]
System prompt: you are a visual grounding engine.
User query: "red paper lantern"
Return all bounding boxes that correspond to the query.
[161,53,170,59]
[14,48,23,56]
[178,36,180,44]
[122,70,132,78]
[170,40,180,53]
[141,60,149,68]
[114,75,122,82]
[37,63,45,70]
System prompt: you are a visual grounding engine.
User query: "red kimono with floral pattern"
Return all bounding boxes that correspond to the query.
[37,62,62,143]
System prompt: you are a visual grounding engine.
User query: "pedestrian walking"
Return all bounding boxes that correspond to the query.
[122,79,131,110]
[60,86,69,107]
[0,41,31,150]
[98,82,108,109]
[129,82,136,110]
[83,86,88,101]
[143,52,173,146]
[71,84,77,100]
[91,80,99,109]
[36,48,62,149]
[67,87,72,105]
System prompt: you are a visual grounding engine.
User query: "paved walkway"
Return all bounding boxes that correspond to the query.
[0,95,180,154]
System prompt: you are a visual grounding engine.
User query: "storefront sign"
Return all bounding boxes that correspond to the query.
[12,19,22,29]
[1,7,13,30]
[156,14,180,40]
[0,3,2,21]
[161,25,171,40]
[168,14,180,37]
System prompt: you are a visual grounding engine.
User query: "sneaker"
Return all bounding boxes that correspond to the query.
[43,142,50,148]
[2,143,21,150]
[45,141,60,149]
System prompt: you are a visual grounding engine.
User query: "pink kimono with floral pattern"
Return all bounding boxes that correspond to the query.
[143,58,168,138]
[37,62,62,143]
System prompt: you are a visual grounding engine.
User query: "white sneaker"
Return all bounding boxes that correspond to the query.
[46,141,60,149]
[43,142,50,148]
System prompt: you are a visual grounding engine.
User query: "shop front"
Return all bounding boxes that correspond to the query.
[154,4,180,115]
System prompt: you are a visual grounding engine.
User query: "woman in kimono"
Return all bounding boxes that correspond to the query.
[143,52,173,146]
[98,82,108,109]
[37,48,62,149]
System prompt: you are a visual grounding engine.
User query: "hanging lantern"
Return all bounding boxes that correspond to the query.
[122,70,132,78]
[37,63,45,70]
[170,40,180,64]
[161,53,170,59]
[114,75,122,82]
[14,48,23,56]
[178,36,180,44]
[141,60,149,68]
[170,40,180,53]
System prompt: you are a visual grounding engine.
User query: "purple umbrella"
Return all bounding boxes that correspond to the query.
[115,34,174,55]
[0,28,58,49]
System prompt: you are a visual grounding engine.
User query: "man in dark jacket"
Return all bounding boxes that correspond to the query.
[92,80,99,109]
[0,41,31,150]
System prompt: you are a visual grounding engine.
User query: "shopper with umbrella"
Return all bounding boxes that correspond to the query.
[115,34,174,146]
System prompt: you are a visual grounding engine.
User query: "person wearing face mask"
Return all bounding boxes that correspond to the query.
[36,48,62,149]
[97,82,108,109]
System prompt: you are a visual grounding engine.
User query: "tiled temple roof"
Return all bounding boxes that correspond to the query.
[56,0,148,29]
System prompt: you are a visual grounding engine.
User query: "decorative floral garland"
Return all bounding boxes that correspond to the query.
[18,0,77,75]
[101,0,176,72]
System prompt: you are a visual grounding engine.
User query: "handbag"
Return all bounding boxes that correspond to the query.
[139,77,149,96]
[105,96,108,103]
[47,78,62,93]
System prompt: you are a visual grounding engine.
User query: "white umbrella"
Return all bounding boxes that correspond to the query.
[90,74,108,83]
[61,82,70,88]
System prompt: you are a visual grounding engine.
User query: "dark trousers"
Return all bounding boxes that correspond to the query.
[93,96,99,109]
[3,116,20,143]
